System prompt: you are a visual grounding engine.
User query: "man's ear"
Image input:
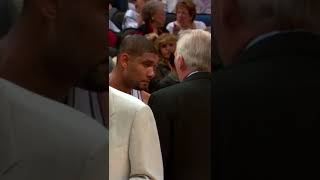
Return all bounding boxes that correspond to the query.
[175,55,186,71]
[36,0,57,20]
[179,56,187,71]
[119,53,129,69]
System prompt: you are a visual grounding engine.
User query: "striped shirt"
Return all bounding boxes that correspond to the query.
[65,87,108,128]
[131,89,143,101]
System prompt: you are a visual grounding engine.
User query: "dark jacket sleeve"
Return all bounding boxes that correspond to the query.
[148,93,173,174]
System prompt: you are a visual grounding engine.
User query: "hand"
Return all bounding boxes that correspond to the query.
[145,33,159,42]
[173,23,181,34]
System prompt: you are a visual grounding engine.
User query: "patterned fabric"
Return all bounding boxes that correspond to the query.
[131,89,143,101]
[65,88,108,128]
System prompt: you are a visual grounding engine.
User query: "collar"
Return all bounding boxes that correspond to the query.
[185,71,200,79]
[246,29,305,50]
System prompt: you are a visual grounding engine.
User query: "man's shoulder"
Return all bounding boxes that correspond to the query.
[0,79,107,177]
[149,82,189,105]
[0,78,106,135]
[153,75,210,97]
[109,86,146,111]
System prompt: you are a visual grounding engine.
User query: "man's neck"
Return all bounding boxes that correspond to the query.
[0,35,72,102]
[0,61,72,102]
[109,70,132,94]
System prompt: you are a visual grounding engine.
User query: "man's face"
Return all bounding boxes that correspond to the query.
[50,0,108,91]
[123,52,159,91]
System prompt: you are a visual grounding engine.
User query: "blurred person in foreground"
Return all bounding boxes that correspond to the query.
[149,29,212,180]
[0,0,108,179]
[213,0,320,179]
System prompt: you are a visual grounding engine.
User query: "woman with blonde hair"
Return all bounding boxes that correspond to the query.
[149,33,179,92]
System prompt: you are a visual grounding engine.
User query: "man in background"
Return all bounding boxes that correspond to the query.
[149,29,212,180]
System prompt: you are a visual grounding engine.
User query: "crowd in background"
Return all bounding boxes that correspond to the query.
[108,0,211,94]
[108,0,212,179]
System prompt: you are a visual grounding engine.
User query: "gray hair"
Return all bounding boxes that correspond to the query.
[238,0,320,30]
[141,0,164,23]
[176,29,211,71]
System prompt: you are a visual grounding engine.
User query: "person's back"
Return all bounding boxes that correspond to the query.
[213,0,320,179]
[150,72,211,180]
[214,31,320,179]
[109,86,163,180]
[0,78,108,180]
[148,29,212,180]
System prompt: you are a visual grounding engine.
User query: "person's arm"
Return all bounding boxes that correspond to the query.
[122,10,139,29]
[148,94,172,174]
[166,22,175,34]
[128,105,163,180]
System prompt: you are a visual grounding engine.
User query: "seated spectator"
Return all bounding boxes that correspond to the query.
[122,0,140,29]
[136,0,167,41]
[122,8,139,30]
[166,0,206,35]
[149,33,178,92]
[158,52,180,90]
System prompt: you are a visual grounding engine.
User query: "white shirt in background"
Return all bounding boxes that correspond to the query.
[166,20,206,34]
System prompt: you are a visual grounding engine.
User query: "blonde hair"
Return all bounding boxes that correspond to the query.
[155,33,177,52]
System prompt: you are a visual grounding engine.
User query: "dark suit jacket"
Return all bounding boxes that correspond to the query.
[214,31,320,180]
[149,72,212,180]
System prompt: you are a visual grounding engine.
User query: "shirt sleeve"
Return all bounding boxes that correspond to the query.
[166,22,174,34]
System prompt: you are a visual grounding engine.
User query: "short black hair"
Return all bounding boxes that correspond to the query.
[118,34,157,58]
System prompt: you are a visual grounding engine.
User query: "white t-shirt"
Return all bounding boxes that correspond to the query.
[166,20,206,34]
[163,0,211,14]
[122,9,138,30]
